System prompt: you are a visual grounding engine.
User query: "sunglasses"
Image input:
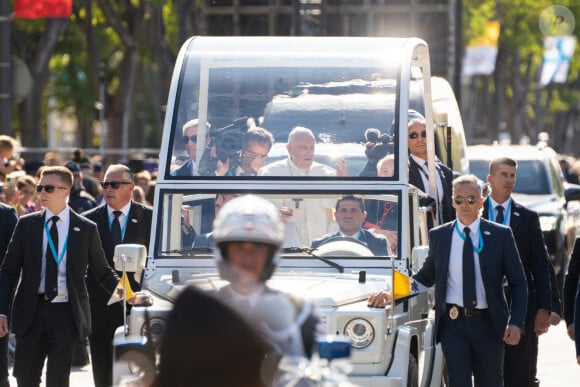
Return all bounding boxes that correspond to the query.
[182,135,198,144]
[36,185,67,193]
[453,195,477,205]
[408,131,427,139]
[101,181,132,189]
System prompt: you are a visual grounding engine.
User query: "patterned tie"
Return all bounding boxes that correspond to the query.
[45,216,59,300]
[495,205,505,224]
[462,227,477,310]
[111,211,123,247]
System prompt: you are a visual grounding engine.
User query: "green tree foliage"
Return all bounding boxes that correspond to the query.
[463,0,580,153]
[9,1,580,158]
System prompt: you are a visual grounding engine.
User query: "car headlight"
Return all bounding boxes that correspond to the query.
[344,318,374,349]
[539,216,558,232]
[140,317,167,350]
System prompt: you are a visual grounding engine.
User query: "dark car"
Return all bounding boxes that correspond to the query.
[468,143,580,289]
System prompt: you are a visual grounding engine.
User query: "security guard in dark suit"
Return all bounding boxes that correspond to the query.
[407,118,455,224]
[0,166,121,387]
[0,203,17,387]
[414,174,527,386]
[83,164,152,387]
[483,157,553,387]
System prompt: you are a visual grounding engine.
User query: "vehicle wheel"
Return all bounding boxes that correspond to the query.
[408,353,418,387]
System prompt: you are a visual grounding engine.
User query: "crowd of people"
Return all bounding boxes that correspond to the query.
[0,135,152,387]
[0,110,579,387]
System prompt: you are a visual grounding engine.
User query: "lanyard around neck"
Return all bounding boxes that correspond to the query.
[487,196,512,225]
[44,221,69,267]
[107,206,131,240]
[454,221,484,254]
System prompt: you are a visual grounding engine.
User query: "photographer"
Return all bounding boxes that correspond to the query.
[216,127,274,176]
[359,128,393,177]
[197,117,249,176]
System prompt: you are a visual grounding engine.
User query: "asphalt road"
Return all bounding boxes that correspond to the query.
[536,322,580,386]
[6,321,580,386]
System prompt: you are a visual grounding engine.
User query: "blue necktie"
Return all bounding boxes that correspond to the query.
[462,227,477,310]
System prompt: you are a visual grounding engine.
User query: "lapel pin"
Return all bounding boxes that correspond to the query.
[483,231,491,235]
[131,219,138,223]
[73,227,80,232]
[513,212,520,216]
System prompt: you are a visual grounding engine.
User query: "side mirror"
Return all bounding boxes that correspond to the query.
[113,244,147,285]
[113,244,147,272]
[113,244,148,337]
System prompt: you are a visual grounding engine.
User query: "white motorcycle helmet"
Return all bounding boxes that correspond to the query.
[213,194,285,282]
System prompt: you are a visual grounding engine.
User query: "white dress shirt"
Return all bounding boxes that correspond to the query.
[446,218,488,309]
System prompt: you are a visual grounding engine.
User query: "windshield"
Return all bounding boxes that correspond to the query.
[156,191,400,259]
[165,38,426,180]
[469,159,552,195]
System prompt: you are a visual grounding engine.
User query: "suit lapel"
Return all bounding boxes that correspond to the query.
[33,211,47,281]
[97,206,113,247]
[408,157,426,191]
[66,211,81,270]
[509,200,523,233]
[124,202,141,242]
[358,230,367,243]
[478,219,493,275]
[439,223,454,276]
[482,199,490,220]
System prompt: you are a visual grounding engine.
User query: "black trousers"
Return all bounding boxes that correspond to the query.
[504,310,535,387]
[440,307,504,387]
[13,300,77,387]
[0,334,9,380]
[89,321,118,387]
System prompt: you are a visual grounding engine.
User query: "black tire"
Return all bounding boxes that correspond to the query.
[408,353,419,387]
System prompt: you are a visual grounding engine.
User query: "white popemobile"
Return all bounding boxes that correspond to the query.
[112,36,465,386]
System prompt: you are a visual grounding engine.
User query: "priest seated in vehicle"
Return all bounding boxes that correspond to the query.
[311,195,389,256]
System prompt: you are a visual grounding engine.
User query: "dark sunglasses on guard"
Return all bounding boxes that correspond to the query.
[101,181,132,189]
[408,131,427,139]
[182,135,198,144]
[36,185,67,193]
[453,195,477,205]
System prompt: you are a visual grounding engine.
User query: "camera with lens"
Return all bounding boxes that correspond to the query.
[359,128,394,177]
[198,117,248,176]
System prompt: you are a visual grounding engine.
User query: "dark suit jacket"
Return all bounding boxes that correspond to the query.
[0,210,119,339]
[408,156,455,223]
[575,280,580,356]
[83,202,153,327]
[0,204,17,263]
[482,198,552,316]
[564,237,580,325]
[414,218,528,342]
[171,159,194,176]
[311,229,388,256]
